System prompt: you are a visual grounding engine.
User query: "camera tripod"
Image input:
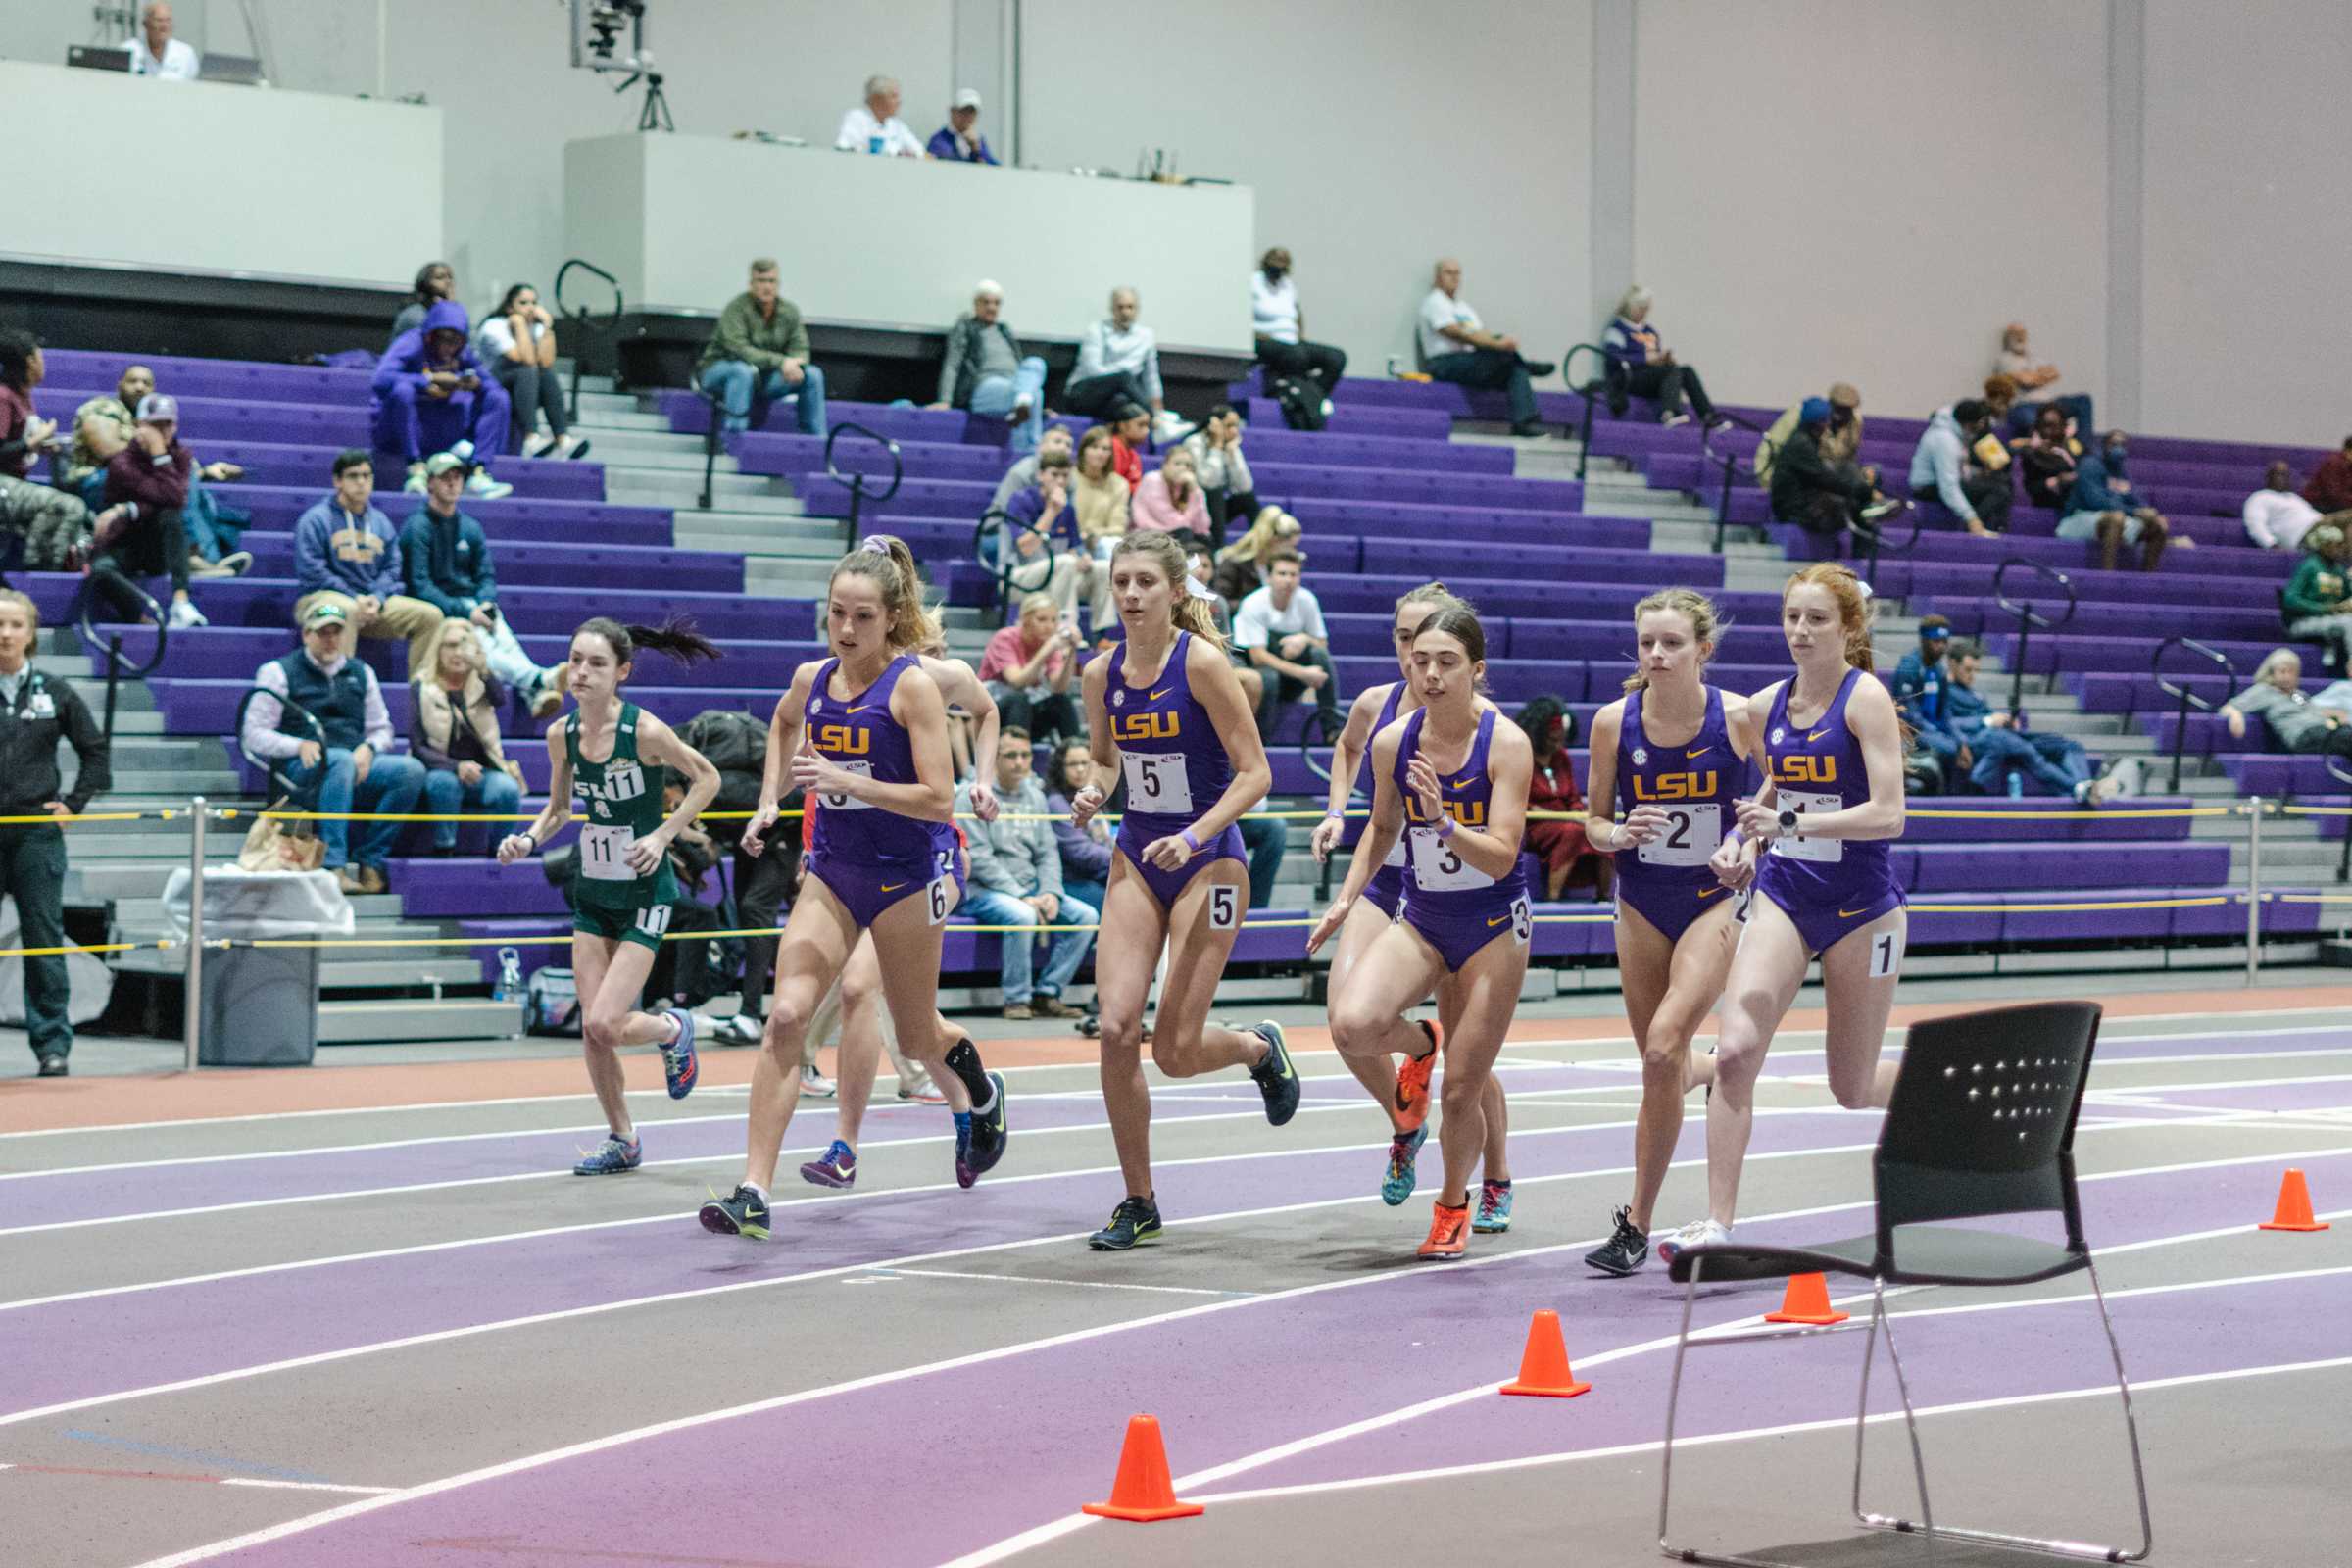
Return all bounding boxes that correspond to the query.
[616,70,673,131]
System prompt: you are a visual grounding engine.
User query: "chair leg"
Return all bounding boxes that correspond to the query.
[2088,1254,2157,1563]
[1852,1278,1936,1537]
[1655,1265,1701,1557]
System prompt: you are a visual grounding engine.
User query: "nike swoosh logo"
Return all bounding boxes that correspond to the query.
[1808,727,1831,741]
[1839,907,1869,918]
[1149,688,1171,700]
[1696,887,1724,900]
[847,706,872,714]
[1487,914,1508,927]
[1687,747,1712,760]
[880,882,906,893]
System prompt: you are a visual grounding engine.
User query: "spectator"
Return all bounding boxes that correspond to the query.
[1980,372,2023,435]
[927,88,998,163]
[2302,437,2352,514]
[0,330,100,573]
[393,261,456,341]
[1106,403,1150,488]
[2246,461,2326,551]
[1947,640,2140,801]
[1234,549,1337,740]
[1417,258,1551,439]
[1069,426,1129,630]
[999,449,1086,621]
[1755,381,1865,484]
[241,601,427,895]
[1518,695,1604,899]
[92,394,205,628]
[989,422,1075,514]
[297,448,446,676]
[1181,405,1257,547]
[372,302,516,491]
[1602,285,1720,428]
[1046,738,1113,915]
[1908,397,2009,538]
[934,280,1046,453]
[398,452,564,713]
[978,593,1082,745]
[124,2,198,80]
[2015,404,2082,514]
[960,727,1098,1020]
[1189,544,1264,707]
[81,365,249,576]
[1250,247,1348,403]
[1889,616,1960,782]
[1066,288,1192,442]
[1770,397,1886,542]
[1238,793,1287,911]
[1131,445,1210,542]
[694,259,827,437]
[2280,523,2352,669]
[478,284,589,461]
[2224,649,2346,753]
[1995,321,2093,438]
[1211,505,1302,606]
[835,74,926,156]
[2062,430,2177,573]
[0,588,111,1077]
[408,618,525,857]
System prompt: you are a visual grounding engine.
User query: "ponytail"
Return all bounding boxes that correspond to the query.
[576,613,721,672]
[836,533,945,653]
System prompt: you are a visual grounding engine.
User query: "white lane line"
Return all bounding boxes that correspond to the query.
[217,1478,398,1496]
[875,1267,1254,1299]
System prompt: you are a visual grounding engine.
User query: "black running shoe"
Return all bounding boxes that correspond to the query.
[967,1070,1009,1177]
[1584,1204,1648,1276]
[1088,1195,1162,1250]
[1248,1020,1301,1126]
[699,1184,771,1240]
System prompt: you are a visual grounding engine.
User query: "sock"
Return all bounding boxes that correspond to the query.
[742,1181,767,1204]
[953,1110,973,1135]
[1413,1021,1440,1061]
[1486,1178,1512,1193]
[942,1038,992,1108]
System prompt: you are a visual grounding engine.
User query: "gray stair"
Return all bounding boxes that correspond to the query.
[318,997,520,1045]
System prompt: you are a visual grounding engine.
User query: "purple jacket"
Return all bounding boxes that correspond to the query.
[372,300,488,397]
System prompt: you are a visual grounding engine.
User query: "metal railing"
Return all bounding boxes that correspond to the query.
[1991,557,2078,723]
[973,507,1057,609]
[2150,637,2236,796]
[76,583,168,743]
[1560,343,1608,481]
[551,257,623,421]
[1699,416,1770,555]
[822,422,903,549]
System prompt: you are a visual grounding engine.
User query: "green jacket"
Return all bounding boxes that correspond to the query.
[2283,554,2349,621]
[695,291,811,375]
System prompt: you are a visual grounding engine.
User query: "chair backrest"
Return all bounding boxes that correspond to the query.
[1873,1000,2102,1260]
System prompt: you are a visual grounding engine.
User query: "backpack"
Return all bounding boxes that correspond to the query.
[678,708,769,777]
[1270,374,1326,432]
[524,965,581,1036]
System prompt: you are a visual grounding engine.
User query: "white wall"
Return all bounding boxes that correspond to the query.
[1629,1,2108,419]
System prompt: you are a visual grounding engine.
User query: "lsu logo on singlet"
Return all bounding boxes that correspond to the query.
[1405,795,1488,829]
[581,762,646,819]
[1109,710,1180,744]
[1770,754,1838,787]
[811,723,872,756]
[1631,769,1719,802]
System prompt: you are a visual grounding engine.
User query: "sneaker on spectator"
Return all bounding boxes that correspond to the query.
[522,432,557,459]
[334,865,367,895]
[189,550,252,579]
[708,1012,763,1047]
[167,599,207,629]
[1002,1002,1033,1021]
[1660,410,1692,427]
[1510,419,1548,439]
[557,434,592,461]
[466,469,515,501]
[404,463,428,494]
[897,1066,948,1103]
[1152,409,1197,444]
[1861,497,1905,523]
[800,1062,837,1099]
[529,676,564,719]
[1031,996,1076,1019]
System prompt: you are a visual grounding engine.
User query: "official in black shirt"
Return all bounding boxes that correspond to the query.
[0,589,112,1076]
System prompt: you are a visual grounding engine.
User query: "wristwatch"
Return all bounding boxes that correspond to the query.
[1778,807,1800,837]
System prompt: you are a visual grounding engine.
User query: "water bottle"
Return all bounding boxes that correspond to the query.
[867,133,884,155]
[493,946,521,1002]
[2006,771,2024,799]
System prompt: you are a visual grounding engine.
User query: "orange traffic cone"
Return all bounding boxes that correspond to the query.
[2259,1168,2330,1233]
[1500,1309,1592,1398]
[1081,1414,1205,1523]
[1764,1273,1851,1326]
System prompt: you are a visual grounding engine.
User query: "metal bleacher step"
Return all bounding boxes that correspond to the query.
[318,997,519,1045]
[744,559,842,601]
[672,515,844,555]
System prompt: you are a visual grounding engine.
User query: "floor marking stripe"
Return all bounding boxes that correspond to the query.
[876,1267,1255,1299]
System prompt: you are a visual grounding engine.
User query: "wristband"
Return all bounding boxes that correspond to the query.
[1437,816,1457,841]
[520,833,539,856]
[1180,828,1203,855]
[1324,808,1345,820]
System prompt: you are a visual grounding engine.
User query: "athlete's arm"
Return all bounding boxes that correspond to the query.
[927,655,1001,822]
[1436,720,1530,882]
[1771,676,1905,842]
[1739,682,1784,814]
[744,661,818,856]
[1311,683,1386,862]
[1174,633,1273,848]
[497,722,572,863]
[1069,655,1116,831]
[630,713,722,874]
[1307,722,1406,954]
[793,665,956,822]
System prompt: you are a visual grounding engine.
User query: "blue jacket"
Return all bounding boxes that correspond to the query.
[1944,678,1997,742]
[372,300,488,398]
[1890,649,1949,736]
[927,127,998,164]
[294,493,402,600]
[2067,450,2136,515]
[1601,315,1663,370]
[398,503,497,617]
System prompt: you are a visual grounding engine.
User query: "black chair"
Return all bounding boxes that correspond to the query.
[1660,1000,2151,1566]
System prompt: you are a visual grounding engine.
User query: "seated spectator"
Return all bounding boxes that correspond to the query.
[1186,545,1264,706]
[394,261,456,342]
[934,280,1046,453]
[2224,649,2346,753]
[1106,403,1150,488]
[1602,286,1719,428]
[241,601,426,894]
[1235,550,1338,740]
[2062,430,2177,572]
[1131,445,1210,543]
[1212,506,1302,606]
[1889,617,1959,783]
[296,448,446,676]
[398,452,564,713]
[2014,404,2082,513]
[95,364,249,577]
[1066,289,1193,442]
[1070,426,1130,630]
[2280,523,2352,669]
[1418,259,1551,438]
[1250,248,1348,403]
[927,88,998,163]
[1908,398,2009,538]
[478,284,589,461]
[835,74,925,156]
[372,303,516,490]
[1755,381,1865,485]
[989,422,1075,514]
[125,3,198,79]
[0,330,102,573]
[1238,792,1287,911]
[978,593,1082,745]
[1519,695,1604,899]
[1995,321,2093,438]
[999,449,1087,621]
[960,727,1097,1019]
[409,618,525,856]
[93,394,205,629]
[694,259,826,437]
[1947,641,2140,801]
[2246,461,2326,551]
[2303,437,2352,514]
[1181,405,1257,547]
[1770,397,1886,543]
[1047,738,1113,916]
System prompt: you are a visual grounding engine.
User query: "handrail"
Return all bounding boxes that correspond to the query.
[76,580,167,743]
[1991,557,2076,723]
[1852,499,1927,584]
[231,683,328,803]
[1560,342,1608,482]
[823,421,903,550]
[973,508,1056,604]
[551,257,624,420]
[1699,418,1758,555]
[2151,636,2236,796]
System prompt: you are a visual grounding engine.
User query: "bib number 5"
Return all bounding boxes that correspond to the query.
[1207,883,1240,930]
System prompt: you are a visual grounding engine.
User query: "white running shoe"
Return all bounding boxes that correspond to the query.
[167,598,208,629]
[522,432,556,459]
[1653,1217,1730,1265]
[1152,409,1198,444]
[466,469,515,501]
[800,1063,837,1100]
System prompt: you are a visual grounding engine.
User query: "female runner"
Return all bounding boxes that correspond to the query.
[497,616,723,1175]
[1579,589,1749,1276]
[1068,529,1300,1251]
[701,540,1006,1238]
[1658,563,1908,1260]
[1310,603,1533,1260]
[1310,583,1513,1228]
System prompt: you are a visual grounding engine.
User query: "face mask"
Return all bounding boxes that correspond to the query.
[2106,443,2128,463]
[1264,265,1287,281]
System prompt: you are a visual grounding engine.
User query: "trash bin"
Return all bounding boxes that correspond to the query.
[163,867,354,1066]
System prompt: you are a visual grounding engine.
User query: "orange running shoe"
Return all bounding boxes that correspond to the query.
[1394,1019,1443,1133]
[1417,1200,1470,1261]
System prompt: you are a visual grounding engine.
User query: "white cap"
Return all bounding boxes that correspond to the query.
[952,88,982,110]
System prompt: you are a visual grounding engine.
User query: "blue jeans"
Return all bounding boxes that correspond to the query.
[967,356,1049,453]
[420,764,521,853]
[184,475,248,561]
[963,886,1098,1003]
[283,748,426,870]
[699,360,828,436]
[1968,729,2091,796]
[1062,875,1108,920]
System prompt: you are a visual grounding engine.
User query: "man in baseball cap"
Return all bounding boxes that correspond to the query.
[928,87,998,164]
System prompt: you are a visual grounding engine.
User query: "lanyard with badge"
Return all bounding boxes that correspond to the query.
[4,672,54,723]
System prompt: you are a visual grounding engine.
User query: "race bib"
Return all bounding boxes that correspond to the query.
[1771,790,1843,863]
[1510,894,1531,944]
[1637,803,1720,867]
[1384,825,1406,867]
[1408,824,1493,891]
[821,760,875,811]
[1121,751,1194,814]
[579,822,637,882]
[926,873,956,926]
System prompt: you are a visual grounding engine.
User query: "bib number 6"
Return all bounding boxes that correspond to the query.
[926,873,955,927]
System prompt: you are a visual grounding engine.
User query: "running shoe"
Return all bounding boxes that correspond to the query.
[1380,1123,1428,1205]
[1248,1020,1301,1126]
[897,1066,948,1104]
[966,1070,1010,1177]
[1474,1179,1514,1234]
[1417,1200,1470,1261]
[1585,1204,1649,1275]
[1654,1217,1732,1267]
[954,1116,978,1191]
[699,1184,771,1239]
[1088,1195,1163,1251]
[661,1008,699,1100]
[799,1139,858,1189]
[1396,1020,1442,1133]
[708,1012,761,1048]
[572,1134,641,1176]
[800,1062,837,1099]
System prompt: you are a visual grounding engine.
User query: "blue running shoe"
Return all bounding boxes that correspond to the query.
[1088,1195,1163,1251]
[573,1134,641,1175]
[1248,1020,1301,1126]
[967,1070,1009,1177]
[1474,1178,1514,1234]
[954,1114,977,1190]
[699,1184,771,1239]
[800,1139,858,1189]
[661,1008,699,1100]
[1380,1123,1428,1205]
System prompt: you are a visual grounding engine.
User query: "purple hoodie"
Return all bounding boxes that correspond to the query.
[371,300,487,397]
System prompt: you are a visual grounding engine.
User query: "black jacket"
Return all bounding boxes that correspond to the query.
[0,669,111,815]
[1769,425,1873,523]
